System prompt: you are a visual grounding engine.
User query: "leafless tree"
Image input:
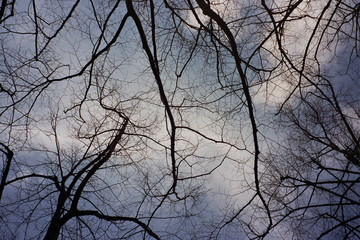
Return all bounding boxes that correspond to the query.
[259,0,360,239]
[0,0,359,239]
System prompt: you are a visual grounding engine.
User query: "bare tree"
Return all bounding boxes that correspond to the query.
[0,0,359,239]
[259,0,360,239]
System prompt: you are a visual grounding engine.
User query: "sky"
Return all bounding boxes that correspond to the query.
[0,0,360,239]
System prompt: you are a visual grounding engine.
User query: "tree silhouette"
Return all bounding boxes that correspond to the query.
[0,0,359,239]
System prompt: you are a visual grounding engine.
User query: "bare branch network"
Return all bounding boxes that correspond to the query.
[0,0,359,239]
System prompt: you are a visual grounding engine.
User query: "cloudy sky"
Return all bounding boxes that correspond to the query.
[0,0,359,239]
